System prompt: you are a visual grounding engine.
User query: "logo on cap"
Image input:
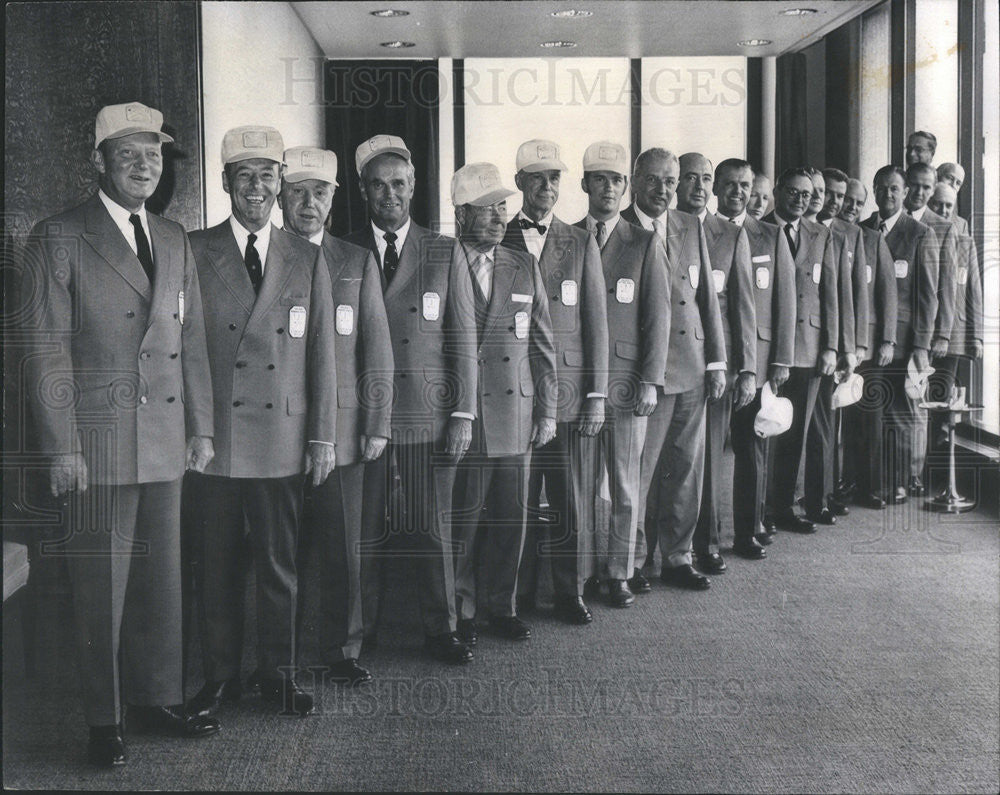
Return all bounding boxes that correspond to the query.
[125,103,152,123]
[479,173,498,189]
[598,146,619,161]
[302,151,323,168]
[536,144,556,159]
[243,131,268,148]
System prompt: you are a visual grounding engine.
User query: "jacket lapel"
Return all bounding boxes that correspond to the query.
[702,212,722,250]
[322,232,350,282]
[600,219,630,279]
[795,220,817,268]
[81,196,152,302]
[145,214,176,328]
[483,247,518,341]
[383,224,423,301]
[247,226,294,328]
[205,223,256,313]
[539,217,571,274]
[665,210,686,268]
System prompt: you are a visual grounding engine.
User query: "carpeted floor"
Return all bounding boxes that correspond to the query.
[3,453,998,793]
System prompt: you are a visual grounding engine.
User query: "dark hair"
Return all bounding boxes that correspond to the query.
[822,167,849,185]
[776,167,814,188]
[905,162,937,182]
[908,130,938,151]
[715,158,752,183]
[873,164,906,188]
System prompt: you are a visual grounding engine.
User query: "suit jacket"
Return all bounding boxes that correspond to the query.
[827,217,866,354]
[320,232,393,466]
[741,216,797,389]
[572,217,670,410]
[698,212,757,376]
[862,212,938,358]
[857,224,899,359]
[23,194,213,485]
[190,221,337,478]
[345,222,478,445]
[502,216,609,422]
[915,207,959,346]
[952,215,970,237]
[762,213,839,369]
[621,204,726,393]
[947,228,983,358]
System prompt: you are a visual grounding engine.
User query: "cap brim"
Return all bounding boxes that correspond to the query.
[284,170,339,187]
[519,159,568,173]
[224,152,284,165]
[357,147,412,175]
[99,127,174,146]
[464,187,518,207]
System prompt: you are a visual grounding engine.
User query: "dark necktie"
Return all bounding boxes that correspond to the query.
[383,231,399,284]
[878,219,888,234]
[519,217,548,235]
[129,214,155,284]
[245,233,263,293]
[595,220,607,249]
[784,223,798,257]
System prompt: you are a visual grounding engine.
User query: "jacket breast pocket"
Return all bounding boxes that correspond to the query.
[757,326,772,341]
[694,325,705,340]
[615,340,640,361]
[520,381,534,397]
[809,314,822,329]
[563,350,584,367]
[286,393,307,415]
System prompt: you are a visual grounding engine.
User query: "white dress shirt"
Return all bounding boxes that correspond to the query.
[98,190,150,258]
[631,204,668,238]
[585,213,622,241]
[516,210,553,260]
[717,210,748,227]
[229,216,272,274]
[908,205,927,223]
[878,207,904,235]
[372,218,411,270]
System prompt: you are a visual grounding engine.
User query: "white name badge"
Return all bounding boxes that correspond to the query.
[616,278,635,304]
[511,292,533,303]
[812,263,822,284]
[514,311,529,339]
[958,266,968,285]
[561,279,578,306]
[847,250,853,260]
[712,269,726,293]
[177,290,185,325]
[336,304,354,335]
[752,255,771,264]
[289,305,307,338]
[422,291,440,321]
[894,259,909,278]
[755,266,771,290]
[688,265,700,290]
[866,265,873,285]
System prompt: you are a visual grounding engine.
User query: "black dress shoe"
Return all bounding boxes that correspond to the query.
[772,511,817,534]
[607,579,636,608]
[754,531,774,546]
[88,726,126,767]
[834,479,856,501]
[328,658,372,687]
[827,496,850,517]
[856,492,887,509]
[189,678,241,716]
[488,614,532,640]
[582,576,602,600]
[627,569,651,594]
[259,678,315,716]
[127,705,221,737]
[695,551,727,574]
[660,564,711,591]
[424,632,474,664]
[554,595,593,625]
[456,619,478,647]
[733,537,767,560]
[805,508,837,525]
[891,487,908,504]
[908,476,925,496]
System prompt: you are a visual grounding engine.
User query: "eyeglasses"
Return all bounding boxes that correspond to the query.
[783,188,813,201]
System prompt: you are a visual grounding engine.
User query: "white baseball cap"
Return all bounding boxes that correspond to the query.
[221,126,284,165]
[832,372,865,410]
[755,381,794,438]
[283,146,339,186]
[451,162,517,207]
[583,141,628,175]
[355,134,411,176]
[515,139,568,173]
[95,102,174,148]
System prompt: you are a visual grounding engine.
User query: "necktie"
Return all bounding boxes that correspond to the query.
[784,223,798,257]
[519,217,548,235]
[471,253,492,302]
[383,231,399,284]
[129,214,155,284]
[878,220,888,234]
[595,220,608,249]
[244,233,263,293]
[652,218,665,242]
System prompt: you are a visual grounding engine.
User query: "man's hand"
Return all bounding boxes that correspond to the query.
[835,353,856,382]
[817,349,837,377]
[577,396,605,437]
[360,435,389,462]
[530,418,557,448]
[304,442,336,486]
[855,346,868,363]
[768,365,790,391]
[445,417,472,458]
[185,436,214,473]
[733,373,756,411]
[971,339,984,360]
[634,383,658,417]
[877,342,894,367]
[50,452,87,498]
[706,370,726,403]
[930,337,949,360]
[911,347,930,375]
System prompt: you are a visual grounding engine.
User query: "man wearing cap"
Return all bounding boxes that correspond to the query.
[675,152,758,570]
[450,162,558,643]
[837,177,899,509]
[185,126,337,717]
[862,165,939,504]
[621,147,726,591]
[713,158,796,550]
[573,141,670,606]
[22,101,218,766]
[278,146,393,688]
[345,134,478,665]
[502,139,608,625]
[763,167,840,534]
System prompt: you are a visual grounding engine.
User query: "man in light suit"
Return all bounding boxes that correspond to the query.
[23,102,219,766]
[622,148,727,590]
[905,131,937,167]
[838,178,899,508]
[675,153,758,571]
[862,165,939,504]
[185,126,338,717]
[713,158,796,551]
[345,135,478,665]
[450,162,558,643]
[503,139,608,626]
[763,168,840,534]
[278,146,393,688]
[573,141,670,606]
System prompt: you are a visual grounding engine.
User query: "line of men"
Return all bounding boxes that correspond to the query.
[21,101,982,769]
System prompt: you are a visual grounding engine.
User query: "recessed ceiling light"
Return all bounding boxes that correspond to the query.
[550,9,593,18]
[381,40,415,48]
[780,8,819,15]
[737,39,773,47]
[540,40,578,48]
[370,9,409,17]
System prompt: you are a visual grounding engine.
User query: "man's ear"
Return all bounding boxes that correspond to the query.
[222,169,231,195]
[91,148,106,175]
[514,171,525,192]
[455,205,468,230]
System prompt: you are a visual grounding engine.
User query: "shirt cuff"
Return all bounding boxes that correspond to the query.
[308,440,336,447]
[771,362,793,368]
[738,369,755,376]
[585,393,606,399]
[706,362,727,371]
[451,412,475,420]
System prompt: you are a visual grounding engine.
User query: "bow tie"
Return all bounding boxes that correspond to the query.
[519,217,548,235]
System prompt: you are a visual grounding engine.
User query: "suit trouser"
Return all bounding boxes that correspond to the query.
[453,450,530,620]
[842,360,889,497]
[599,407,648,581]
[519,426,599,599]
[883,362,923,490]
[634,384,707,569]
[803,374,836,515]
[361,441,458,637]
[61,479,183,726]
[297,462,365,662]
[184,472,301,682]
[694,386,734,556]
[730,389,769,542]
[770,367,821,516]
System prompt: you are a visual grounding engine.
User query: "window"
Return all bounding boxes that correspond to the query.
[858,3,891,219]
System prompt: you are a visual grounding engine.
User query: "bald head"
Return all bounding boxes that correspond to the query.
[675,152,714,214]
[839,178,868,224]
[937,162,965,192]
[928,182,958,220]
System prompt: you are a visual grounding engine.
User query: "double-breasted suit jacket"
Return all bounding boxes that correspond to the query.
[856,224,899,360]
[915,207,958,348]
[189,222,337,477]
[502,216,608,422]
[947,227,983,358]
[827,217,867,354]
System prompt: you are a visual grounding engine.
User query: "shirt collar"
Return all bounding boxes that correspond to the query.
[308,229,325,246]
[717,210,747,226]
[229,215,272,262]
[587,213,621,238]
[517,209,554,231]
[821,217,834,228]
[696,208,708,224]
[632,203,667,230]
[774,211,800,231]
[908,204,927,221]
[372,217,410,250]
[879,207,904,233]
[98,189,147,231]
